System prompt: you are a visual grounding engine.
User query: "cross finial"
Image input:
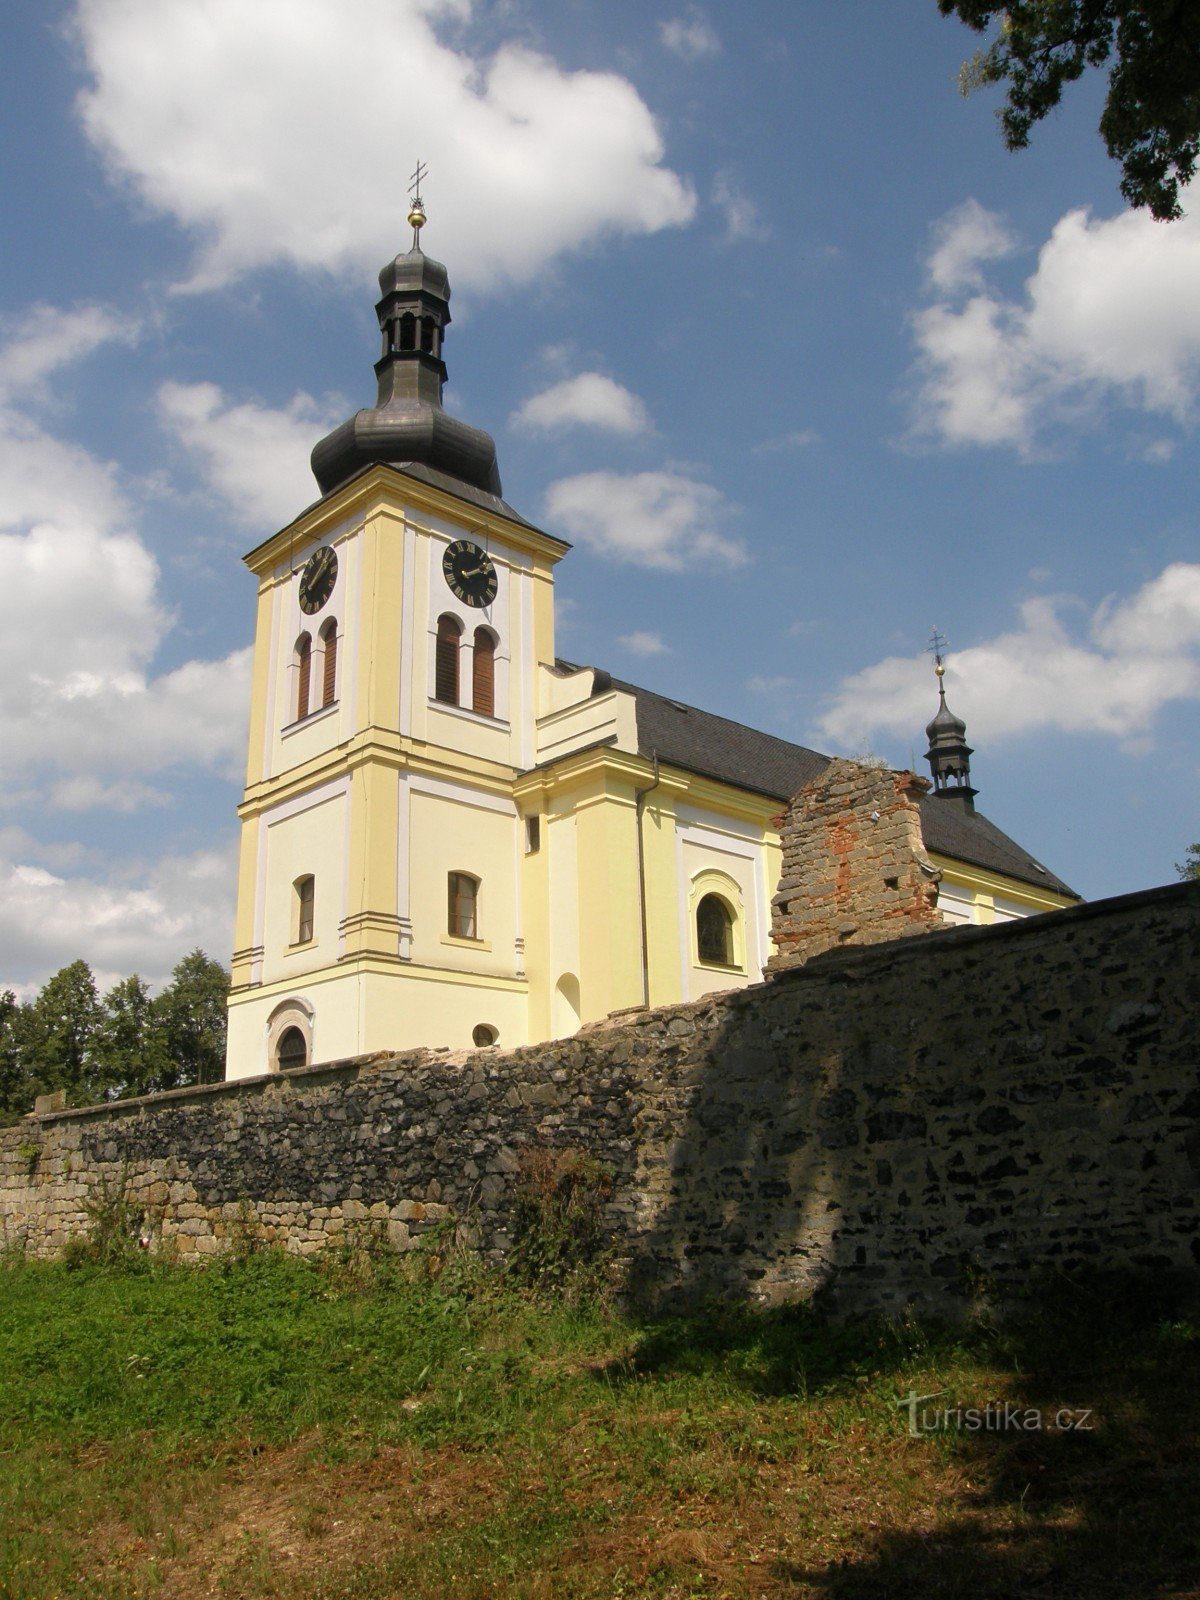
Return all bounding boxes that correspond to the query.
[927,627,949,681]
[408,160,428,247]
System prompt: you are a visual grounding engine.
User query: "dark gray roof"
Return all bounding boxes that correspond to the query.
[916,799,1077,899]
[561,663,1079,901]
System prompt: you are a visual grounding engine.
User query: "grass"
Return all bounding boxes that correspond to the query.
[1,1243,1197,1599]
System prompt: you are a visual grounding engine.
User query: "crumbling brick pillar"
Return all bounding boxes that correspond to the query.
[767,759,944,973]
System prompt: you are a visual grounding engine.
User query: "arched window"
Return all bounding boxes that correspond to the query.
[696,894,734,966]
[277,1026,307,1071]
[472,1023,498,1047]
[472,626,496,717]
[399,312,416,350]
[447,871,479,939]
[295,875,315,944]
[320,619,338,707]
[296,633,312,720]
[435,614,462,705]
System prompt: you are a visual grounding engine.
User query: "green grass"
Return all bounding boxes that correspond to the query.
[1,1247,1197,1599]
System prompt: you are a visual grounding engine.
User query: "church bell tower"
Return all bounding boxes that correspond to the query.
[225,188,568,1079]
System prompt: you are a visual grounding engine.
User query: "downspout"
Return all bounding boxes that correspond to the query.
[634,752,661,1008]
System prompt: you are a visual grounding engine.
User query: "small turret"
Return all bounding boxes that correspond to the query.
[924,631,977,809]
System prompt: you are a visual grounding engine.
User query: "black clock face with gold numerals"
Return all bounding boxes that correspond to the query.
[442,539,498,608]
[298,545,337,615]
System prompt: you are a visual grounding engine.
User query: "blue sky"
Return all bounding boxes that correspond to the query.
[2,0,1197,994]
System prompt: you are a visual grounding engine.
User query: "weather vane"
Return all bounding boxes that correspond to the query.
[927,628,949,680]
[408,160,428,247]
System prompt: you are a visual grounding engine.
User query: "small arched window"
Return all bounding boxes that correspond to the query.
[296,633,312,720]
[696,894,734,966]
[320,619,338,708]
[472,627,496,717]
[435,614,462,705]
[472,1023,498,1047]
[277,1026,307,1071]
[448,871,479,939]
[295,875,315,944]
[399,312,416,351]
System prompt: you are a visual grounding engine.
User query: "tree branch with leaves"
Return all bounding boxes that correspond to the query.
[940,1,1200,219]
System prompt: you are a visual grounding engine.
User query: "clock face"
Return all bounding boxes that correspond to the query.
[299,546,337,615]
[442,540,498,608]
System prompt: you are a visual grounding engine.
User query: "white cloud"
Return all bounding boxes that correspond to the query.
[814,562,1200,752]
[618,631,669,656]
[0,520,251,791]
[926,198,1018,294]
[712,170,769,243]
[911,201,1200,452]
[544,469,748,571]
[74,0,696,293]
[0,841,236,994]
[747,675,800,696]
[0,302,141,402]
[158,381,337,529]
[511,372,651,435]
[660,10,721,61]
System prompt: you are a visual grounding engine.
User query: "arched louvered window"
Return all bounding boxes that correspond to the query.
[696,894,734,966]
[296,633,312,720]
[472,627,496,717]
[448,872,479,939]
[435,614,462,705]
[320,619,338,708]
[277,1026,307,1071]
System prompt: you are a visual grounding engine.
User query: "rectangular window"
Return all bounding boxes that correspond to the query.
[296,875,315,944]
[447,872,478,939]
[524,815,541,854]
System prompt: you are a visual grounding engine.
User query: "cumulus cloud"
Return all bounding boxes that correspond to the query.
[814,563,1200,752]
[511,372,651,435]
[0,841,236,994]
[911,200,1200,452]
[618,631,670,656]
[926,197,1018,294]
[73,0,696,293]
[544,469,748,570]
[158,381,337,529]
[660,10,721,61]
[0,302,141,402]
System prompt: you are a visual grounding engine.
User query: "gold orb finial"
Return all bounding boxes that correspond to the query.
[408,160,428,249]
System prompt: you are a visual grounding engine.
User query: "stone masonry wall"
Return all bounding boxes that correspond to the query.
[768,759,943,972]
[2,881,1197,1317]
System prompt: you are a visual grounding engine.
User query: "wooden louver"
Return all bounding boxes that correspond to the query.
[472,627,495,717]
[435,615,460,704]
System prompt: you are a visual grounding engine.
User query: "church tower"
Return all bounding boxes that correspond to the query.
[226,195,568,1077]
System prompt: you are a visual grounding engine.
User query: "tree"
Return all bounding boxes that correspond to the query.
[939,2,1200,219]
[18,960,102,1105]
[1178,842,1200,881]
[156,950,230,1089]
[0,991,25,1121]
[95,975,174,1100]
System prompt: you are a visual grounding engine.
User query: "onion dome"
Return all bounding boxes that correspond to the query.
[311,198,502,498]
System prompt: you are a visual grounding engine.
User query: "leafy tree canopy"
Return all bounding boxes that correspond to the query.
[940,1,1200,219]
[1178,842,1200,881]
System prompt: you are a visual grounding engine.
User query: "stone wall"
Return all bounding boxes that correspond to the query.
[2,880,1197,1317]
[768,759,943,972]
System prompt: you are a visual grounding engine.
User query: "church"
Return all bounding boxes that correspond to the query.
[224,203,1078,1079]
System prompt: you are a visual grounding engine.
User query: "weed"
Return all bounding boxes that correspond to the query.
[61,1163,145,1268]
[506,1143,615,1297]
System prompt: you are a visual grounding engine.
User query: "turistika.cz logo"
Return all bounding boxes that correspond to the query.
[895,1389,1095,1437]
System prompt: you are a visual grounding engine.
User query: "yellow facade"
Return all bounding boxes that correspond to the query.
[225,463,1076,1079]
